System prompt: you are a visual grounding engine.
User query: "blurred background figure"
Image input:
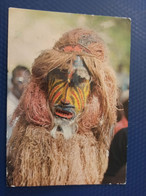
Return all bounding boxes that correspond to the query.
[7,65,30,141]
[102,89,129,184]
[102,83,129,184]
[116,64,129,92]
[114,89,129,135]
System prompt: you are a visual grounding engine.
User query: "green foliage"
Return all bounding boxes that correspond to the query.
[9,9,131,75]
[84,15,131,73]
[23,10,132,73]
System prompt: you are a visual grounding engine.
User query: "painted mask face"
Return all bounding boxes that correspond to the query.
[48,56,91,120]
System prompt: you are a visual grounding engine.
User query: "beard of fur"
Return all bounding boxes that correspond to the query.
[7,121,108,186]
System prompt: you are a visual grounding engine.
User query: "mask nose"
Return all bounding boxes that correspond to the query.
[61,83,71,106]
[61,98,75,109]
[61,100,70,106]
[61,71,73,106]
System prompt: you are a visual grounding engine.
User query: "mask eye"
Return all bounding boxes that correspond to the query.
[47,69,68,82]
[78,76,86,83]
[69,75,87,87]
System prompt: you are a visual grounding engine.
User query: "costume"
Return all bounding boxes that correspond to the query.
[7,28,118,186]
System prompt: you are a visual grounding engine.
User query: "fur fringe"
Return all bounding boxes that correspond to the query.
[7,121,108,186]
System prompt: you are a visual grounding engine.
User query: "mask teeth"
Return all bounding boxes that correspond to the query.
[56,108,71,115]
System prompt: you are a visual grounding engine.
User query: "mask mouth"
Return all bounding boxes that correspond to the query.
[54,105,75,120]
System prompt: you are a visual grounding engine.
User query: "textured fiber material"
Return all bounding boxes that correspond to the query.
[7,120,108,186]
[7,28,118,186]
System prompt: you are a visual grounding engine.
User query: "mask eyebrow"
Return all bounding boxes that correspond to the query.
[47,69,68,80]
[51,69,68,75]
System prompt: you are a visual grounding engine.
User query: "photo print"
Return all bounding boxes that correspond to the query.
[6,8,131,186]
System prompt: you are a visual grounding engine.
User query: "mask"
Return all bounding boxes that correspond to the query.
[48,56,91,121]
